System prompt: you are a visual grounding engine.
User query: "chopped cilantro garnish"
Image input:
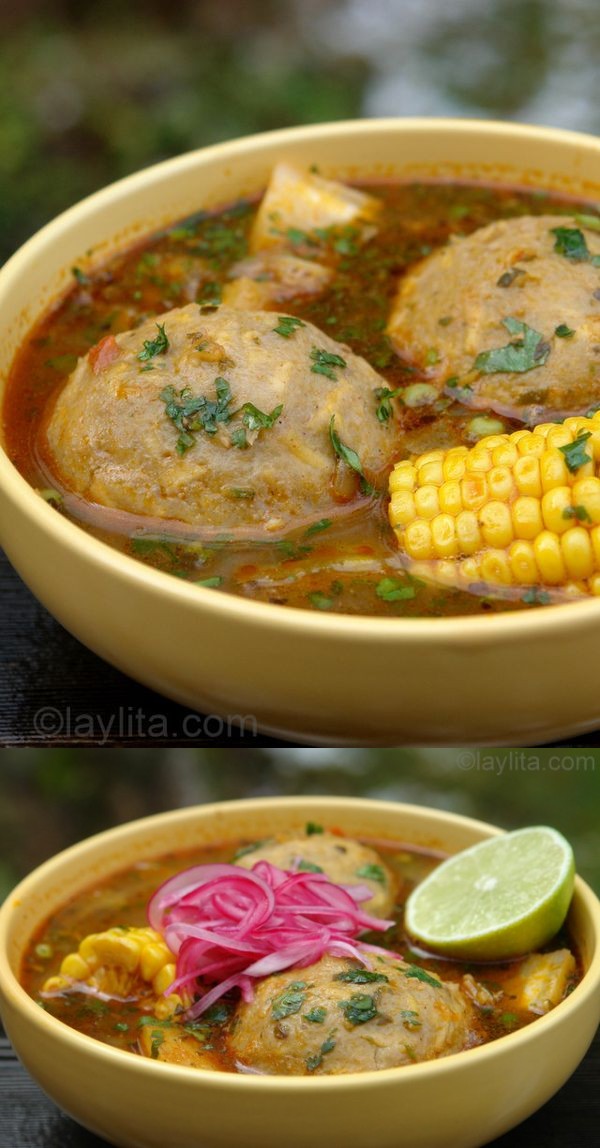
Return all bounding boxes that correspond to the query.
[522,587,551,605]
[496,267,524,288]
[198,281,222,309]
[304,1007,327,1023]
[71,266,90,285]
[138,322,169,362]
[334,969,389,985]
[574,213,600,233]
[232,840,267,860]
[195,576,223,588]
[297,859,324,873]
[306,1034,336,1071]
[308,591,334,611]
[376,577,417,603]
[563,504,591,522]
[273,316,306,338]
[501,1011,519,1027]
[303,518,332,538]
[474,317,550,375]
[230,427,248,449]
[149,1029,164,1059]
[329,416,374,496]
[400,1010,422,1030]
[114,1022,129,1032]
[403,965,441,989]
[238,402,283,432]
[355,863,386,884]
[554,323,575,338]
[374,386,404,422]
[338,993,379,1025]
[160,376,233,454]
[310,347,347,380]
[551,226,591,262]
[272,983,307,1020]
[558,431,592,473]
[305,822,324,835]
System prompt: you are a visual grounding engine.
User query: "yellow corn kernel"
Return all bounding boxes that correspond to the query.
[389,490,416,527]
[487,465,515,502]
[153,963,177,997]
[461,474,488,511]
[514,455,542,497]
[431,513,458,558]
[540,450,569,492]
[404,519,433,560]
[591,525,600,569]
[479,500,514,548]
[480,434,508,451]
[460,556,482,583]
[571,476,600,524]
[456,510,482,555]
[435,559,459,585]
[442,448,468,481]
[541,487,573,534]
[563,417,591,439]
[414,484,441,519]
[465,448,492,473]
[561,527,594,579]
[80,932,143,972]
[415,449,444,470]
[512,497,544,541]
[533,423,555,439]
[492,442,518,468]
[545,425,573,450]
[419,460,444,486]
[508,540,538,584]
[60,953,91,980]
[480,549,513,585]
[438,480,463,515]
[510,428,531,446]
[534,532,566,584]
[517,432,545,458]
[140,942,172,983]
[389,463,416,493]
[590,574,600,595]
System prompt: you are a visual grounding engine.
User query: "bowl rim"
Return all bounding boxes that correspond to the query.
[1,795,599,1092]
[2,116,600,641]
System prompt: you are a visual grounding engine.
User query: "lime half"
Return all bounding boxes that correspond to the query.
[404,826,575,961]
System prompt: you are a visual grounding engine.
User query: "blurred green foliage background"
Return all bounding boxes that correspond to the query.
[0,748,598,897]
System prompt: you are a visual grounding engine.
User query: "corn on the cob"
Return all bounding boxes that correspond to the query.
[388,412,600,595]
[42,926,182,1019]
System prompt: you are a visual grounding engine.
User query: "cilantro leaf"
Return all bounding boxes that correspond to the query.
[563,504,592,522]
[297,859,324,873]
[272,983,307,1020]
[555,323,575,338]
[474,317,550,375]
[238,402,283,432]
[558,431,592,473]
[374,386,404,422]
[303,518,332,538]
[403,965,441,988]
[138,322,169,361]
[308,591,334,611]
[304,1007,327,1023]
[522,587,551,605]
[329,415,374,495]
[160,376,233,454]
[355,863,386,884]
[273,316,306,338]
[310,347,347,380]
[333,969,389,985]
[551,226,591,262]
[306,1034,336,1071]
[338,993,379,1025]
[305,822,324,835]
[376,577,417,602]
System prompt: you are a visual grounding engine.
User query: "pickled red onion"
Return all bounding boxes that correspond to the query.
[148,860,395,1017]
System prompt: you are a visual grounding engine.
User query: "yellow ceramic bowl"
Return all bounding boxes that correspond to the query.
[2,119,600,745]
[0,797,598,1148]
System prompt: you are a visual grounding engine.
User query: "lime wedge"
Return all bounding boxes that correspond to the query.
[404,826,575,961]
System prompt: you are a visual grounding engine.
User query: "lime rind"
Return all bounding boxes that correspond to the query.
[404,826,575,961]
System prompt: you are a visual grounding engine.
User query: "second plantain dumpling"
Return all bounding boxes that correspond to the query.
[387,214,600,422]
[44,304,396,534]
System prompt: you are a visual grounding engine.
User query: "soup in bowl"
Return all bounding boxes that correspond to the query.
[1,119,600,743]
[0,798,599,1148]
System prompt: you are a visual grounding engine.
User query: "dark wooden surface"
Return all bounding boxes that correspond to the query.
[0,548,289,748]
[3,546,600,748]
[0,1020,598,1147]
